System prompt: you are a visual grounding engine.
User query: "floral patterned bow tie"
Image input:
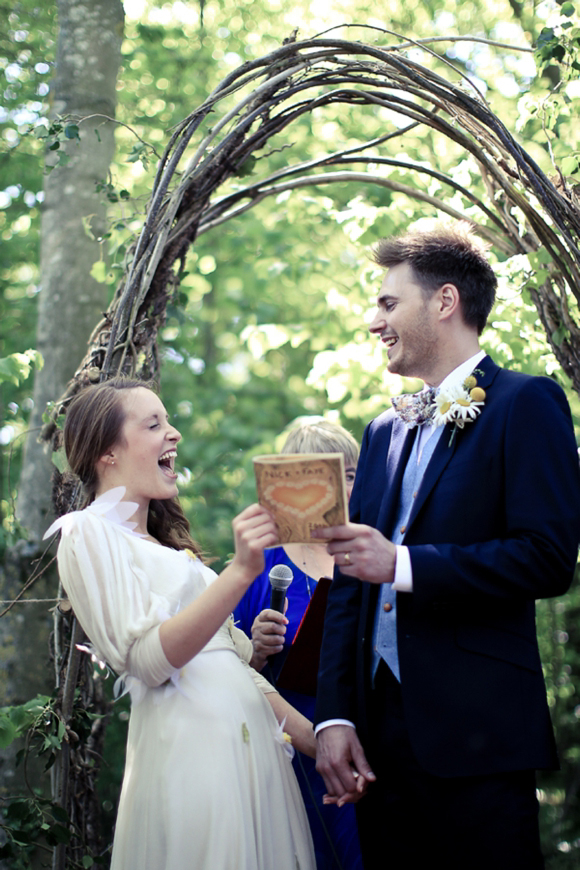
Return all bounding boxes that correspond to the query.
[391,387,437,428]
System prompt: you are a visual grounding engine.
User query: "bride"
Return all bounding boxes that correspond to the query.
[45,377,316,870]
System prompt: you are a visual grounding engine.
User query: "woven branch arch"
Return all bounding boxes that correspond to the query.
[45,29,580,432]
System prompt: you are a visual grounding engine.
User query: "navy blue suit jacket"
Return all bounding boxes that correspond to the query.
[315,356,580,777]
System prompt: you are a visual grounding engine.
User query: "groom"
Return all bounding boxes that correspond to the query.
[313,224,580,869]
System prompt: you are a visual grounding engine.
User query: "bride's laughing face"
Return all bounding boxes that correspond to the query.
[100,387,181,506]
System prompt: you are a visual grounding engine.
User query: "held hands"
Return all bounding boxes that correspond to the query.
[231,504,278,580]
[316,725,376,806]
[250,602,288,671]
[312,522,396,584]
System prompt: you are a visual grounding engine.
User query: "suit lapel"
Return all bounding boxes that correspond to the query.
[404,355,500,535]
[375,417,417,535]
[472,354,499,391]
[405,424,456,530]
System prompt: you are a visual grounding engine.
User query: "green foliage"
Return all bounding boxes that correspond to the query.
[0,349,42,553]
[1,2,55,532]
[537,567,580,865]
[125,140,154,170]
[29,117,82,168]
[0,349,42,386]
[0,692,98,774]
[536,24,580,75]
[0,693,104,866]
[94,180,130,204]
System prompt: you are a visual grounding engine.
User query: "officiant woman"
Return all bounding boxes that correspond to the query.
[234,419,362,870]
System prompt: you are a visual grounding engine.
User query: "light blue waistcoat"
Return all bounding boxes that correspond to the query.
[371,425,443,682]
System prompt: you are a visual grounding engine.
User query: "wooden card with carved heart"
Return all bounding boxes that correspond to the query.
[253,453,348,543]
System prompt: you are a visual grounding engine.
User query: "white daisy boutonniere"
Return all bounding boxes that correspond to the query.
[433,371,486,446]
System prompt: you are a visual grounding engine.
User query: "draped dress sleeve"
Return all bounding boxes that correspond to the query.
[55,509,179,689]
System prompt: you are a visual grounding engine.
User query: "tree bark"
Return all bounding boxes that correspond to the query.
[17,0,124,543]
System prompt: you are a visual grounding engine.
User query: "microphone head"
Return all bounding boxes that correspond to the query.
[268,563,293,591]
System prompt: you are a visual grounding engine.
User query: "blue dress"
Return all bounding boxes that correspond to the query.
[234,547,363,870]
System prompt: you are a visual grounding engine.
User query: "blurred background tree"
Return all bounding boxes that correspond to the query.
[2,0,580,866]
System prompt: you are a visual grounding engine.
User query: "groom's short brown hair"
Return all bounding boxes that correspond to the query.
[373,223,497,335]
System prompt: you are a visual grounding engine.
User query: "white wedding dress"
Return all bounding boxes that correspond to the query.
[47,489,315,870]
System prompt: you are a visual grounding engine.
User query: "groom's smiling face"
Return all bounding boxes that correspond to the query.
[369,262,440,382]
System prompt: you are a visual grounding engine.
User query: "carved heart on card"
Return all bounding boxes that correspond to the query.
[263,480,335,518]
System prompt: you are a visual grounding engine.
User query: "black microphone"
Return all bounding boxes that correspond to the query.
[269,564,293,613]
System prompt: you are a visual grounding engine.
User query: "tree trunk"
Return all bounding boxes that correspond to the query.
[3,0,124,703]
[16,0,124,543]
[0,1,124,849]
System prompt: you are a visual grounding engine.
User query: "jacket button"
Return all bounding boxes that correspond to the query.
[383,602,393,613]
[400,525,406,534]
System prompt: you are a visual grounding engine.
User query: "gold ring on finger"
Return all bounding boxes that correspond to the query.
[344,552,351,565]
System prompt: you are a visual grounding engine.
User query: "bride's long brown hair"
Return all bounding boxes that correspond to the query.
[64,378,202,555]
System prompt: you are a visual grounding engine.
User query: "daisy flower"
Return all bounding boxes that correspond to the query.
[433,378,486,442]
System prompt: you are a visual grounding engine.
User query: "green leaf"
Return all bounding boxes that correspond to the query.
[0,350,42,385]
[90,260,108,283]
[5,799,34,823]
[551,326,568,346]
[0,357,25,386]
[561,156,579,175]
[551,44,566,61]
[126,142,149,168]
[22,695,51,710]
[45,823,71,846]
[51,448,68,474]
[235,156,257,177]
[10,829,34,846]
[561,1,575,16]
[64,123,80,139]
[50,805,70,825]
[43,752,57,771]
[537,27,555,48]
[0,716,19,749]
